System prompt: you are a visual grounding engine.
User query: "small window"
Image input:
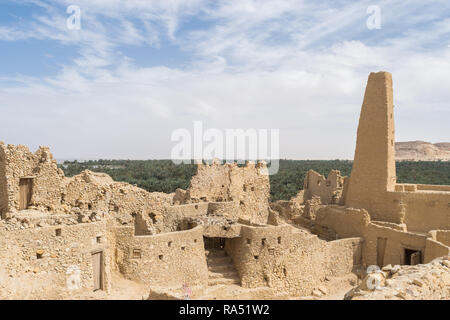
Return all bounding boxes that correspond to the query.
[251,186,255,191]
[254,255,259,260]
[195,205,199,210]
[247,239,252,245]
[158,254,164,261]
[181,246,186,251]
[55,228,62,236]
[277,237,281,244]
[88,204,92,210]
[168,241,172,247]
[133,249,141,259]
[261,238,266,245]
[194,239,198,243]
[96,236,102,244]
[36,250,43,259]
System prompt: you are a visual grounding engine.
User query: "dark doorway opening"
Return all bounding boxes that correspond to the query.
[376,237,387,267]
[204,237,225,250]
[404,248,422,265]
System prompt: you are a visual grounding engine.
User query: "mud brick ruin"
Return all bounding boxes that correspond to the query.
[0,71,449,299]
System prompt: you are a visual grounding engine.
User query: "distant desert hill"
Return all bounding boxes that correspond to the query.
[396,141,450,161]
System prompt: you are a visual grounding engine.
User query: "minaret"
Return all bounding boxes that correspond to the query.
[345,72,396,215]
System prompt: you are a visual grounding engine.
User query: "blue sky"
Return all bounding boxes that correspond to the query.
[0,0,449,159]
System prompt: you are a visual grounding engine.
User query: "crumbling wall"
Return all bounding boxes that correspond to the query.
[185,160,270,224]
[315,206,370,238]
[270,190,304,221]
[62,170,174,233]
[0,145,8,218]
[109,182,173,226]
[63,170,113,214]
[0,143,65,215]
[424,238,450,263]
[431,230,450,247]
[114,225,208,288]
[29,147,66,212]
[313,205,449,267]
[188,160,232,202]
[207,201,239,220]
[162,203,209,233]
[303,196,323,220]
[399,191,450,232]
[303,170,345,205]
[0,144,176,231]
[229,162,270,224]
[225,224,362,296]
[0,220,111,299]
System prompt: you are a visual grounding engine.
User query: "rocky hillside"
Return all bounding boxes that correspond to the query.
[396,141,450,161]
[345,257,450,300]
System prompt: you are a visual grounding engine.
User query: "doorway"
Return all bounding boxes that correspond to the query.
[204,237,225,250]
[404,248,422,265]
[376,237,387,267]
[92,251,104,291]
[19,178,33,210]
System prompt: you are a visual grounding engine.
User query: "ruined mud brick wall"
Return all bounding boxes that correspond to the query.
[186,160,270,224]
[109,182,173,226]
[114,225,208,288]
[0,143,65,217]
[62,170,174,232]
[314,206,450,267]
[398,191,450,232]
[162,203,209,233]
[229,162,271,224]
[430,230,450,247]
[424,238,450,263]
[303,170,346,205]
[271,169,348,223]
[270,190,305,222]
[0,220,111,299]
[188,160,232,202]
[207,201,240,220]
[63,170,114,214]
[157,202,239,238]
[225,224,363,296]
[0,147,8,217]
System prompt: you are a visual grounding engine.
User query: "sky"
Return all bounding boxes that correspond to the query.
[0,0,449,160]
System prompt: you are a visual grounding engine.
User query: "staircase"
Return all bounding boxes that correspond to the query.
[206,249,240,286]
